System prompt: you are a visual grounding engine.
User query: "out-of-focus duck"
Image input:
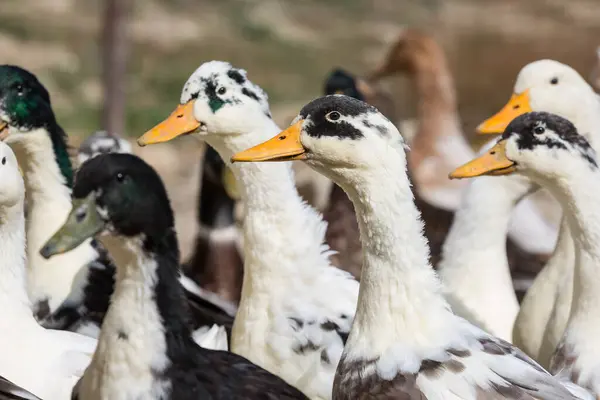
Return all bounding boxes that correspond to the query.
[368,29,560,258]
[590,46,600,92]
[183,146,243,304]
[0,65,114,319]
[77,130,132,165]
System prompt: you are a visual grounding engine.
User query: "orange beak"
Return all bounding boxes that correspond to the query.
[449,140,516,179]
[137,101,200,146]
[231,120,307,163]
[477,90,532,135]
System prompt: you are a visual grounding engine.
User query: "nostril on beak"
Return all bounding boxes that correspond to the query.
[176,114,183,119]
[75,210,87,223]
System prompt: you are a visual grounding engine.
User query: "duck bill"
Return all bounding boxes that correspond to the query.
[477,90,532,135]
[230,120,307,163]
[137,101,200,147]
[0,121,9,141]
[448,140,516,179]
[39,194,105,259]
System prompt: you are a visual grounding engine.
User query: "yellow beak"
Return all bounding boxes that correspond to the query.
[449,140,516,179]
[477,90,532,135]
[0,121,9,141]
[231,120,307,163]
[137,101,200,146]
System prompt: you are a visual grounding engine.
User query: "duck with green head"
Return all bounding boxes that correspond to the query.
[0,65,107,318]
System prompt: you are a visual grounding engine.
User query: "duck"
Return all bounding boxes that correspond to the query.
[0,140,96,399]
[367,28,560,258]
[137,61,359,399]
[231,96,592,400]
[40,152,308,400]
[182,145,243,304]
[77,130,133,165]
[476,59,600,366]
[0,65,114,318]
[590,46,600,92]
[322,68,545,326]
[452,111,600,397]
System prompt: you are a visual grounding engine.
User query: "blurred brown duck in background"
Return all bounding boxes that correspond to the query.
[322,30,552,301]
[590,46,600,92]
[368,29,560,260]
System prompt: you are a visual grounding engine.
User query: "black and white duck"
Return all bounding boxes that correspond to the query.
[137,61,359,399]
[40,152,308,400]
[231,96,593,400]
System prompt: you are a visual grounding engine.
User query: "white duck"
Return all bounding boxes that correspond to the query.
[232,96,592,399]
[137,61,359,399]
[437,144,528,341]
[456,111,600,397]
[0,141,95,399]
[477,59,600,366]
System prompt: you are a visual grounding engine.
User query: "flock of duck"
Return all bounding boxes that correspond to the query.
[2,28,600,399]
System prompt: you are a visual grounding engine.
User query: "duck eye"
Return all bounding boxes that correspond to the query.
[116,172,125,183]
[550,77,559,85]
[1,157,5,165]
[534,125,545,134]
[217,87,227,95]
[15,84,24,95]
[326,111,341,121]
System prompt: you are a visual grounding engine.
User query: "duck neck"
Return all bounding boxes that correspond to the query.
[544,167,600,327]
[0,201,31,320]
[96,230,192,372]
[441,175,530,272]
[340,147,451,355]
[9,127,73,264]
[412,58,457,118]
[412,56,461,139]
[208,116,324,284]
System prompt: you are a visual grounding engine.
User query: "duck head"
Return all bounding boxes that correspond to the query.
[137,61,272,150]
[40,153,175,259]
[0,65,73,186]
[0,65,57,143]
[477,60,597,135]
[369,29,445,80]
[230,94,404,184]
[77,130,132,165]
[452,112,597,183]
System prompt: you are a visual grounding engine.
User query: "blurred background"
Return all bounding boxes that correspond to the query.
[2,0,599,257]
[2,0,599,138]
